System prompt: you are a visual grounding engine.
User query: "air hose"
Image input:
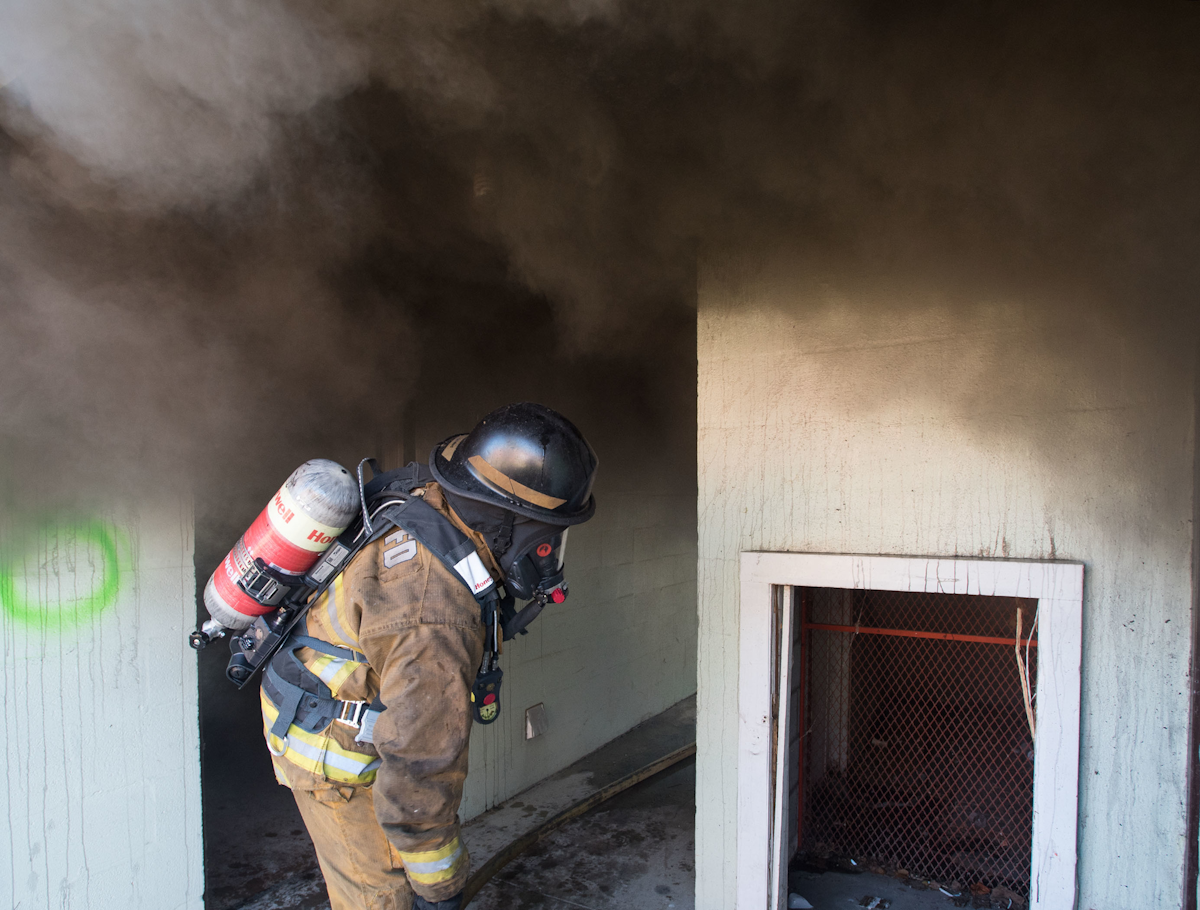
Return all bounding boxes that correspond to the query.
[462,741,697,906]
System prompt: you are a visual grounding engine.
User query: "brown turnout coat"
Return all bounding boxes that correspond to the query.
[261,483,494,901]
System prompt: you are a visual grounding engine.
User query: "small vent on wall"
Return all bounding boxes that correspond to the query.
[525,703,549,740]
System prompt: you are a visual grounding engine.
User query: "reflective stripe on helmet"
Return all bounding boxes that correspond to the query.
[399,837,467,884]
[430,402,597,524]
[467,455,567,510]
[440,435,467,462]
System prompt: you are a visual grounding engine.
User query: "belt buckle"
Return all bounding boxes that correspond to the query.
[336,700,368,728]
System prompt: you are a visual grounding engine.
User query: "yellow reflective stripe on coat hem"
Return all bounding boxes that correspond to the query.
[275,730,381,778]
[400,838,466,884]
[260,691,379,784]
[262,692,376,765]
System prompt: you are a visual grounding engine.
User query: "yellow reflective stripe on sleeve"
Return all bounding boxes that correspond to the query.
[304,654,361,698]
[260,690,380,785]
[400,838,467,885]
[323,574,360,650]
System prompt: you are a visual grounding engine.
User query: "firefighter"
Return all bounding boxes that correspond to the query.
[259,402,598,910]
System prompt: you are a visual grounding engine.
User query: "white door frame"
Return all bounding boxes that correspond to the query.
[736,552,1084,910]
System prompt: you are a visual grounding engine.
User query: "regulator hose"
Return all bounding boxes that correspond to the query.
[462,741,697,906]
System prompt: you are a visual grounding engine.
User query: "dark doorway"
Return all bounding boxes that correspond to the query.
[792,588,1039,897]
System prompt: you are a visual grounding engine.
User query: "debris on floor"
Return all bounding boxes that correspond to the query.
[790,850,1028,910]
[790,865,1033,910]
[467,757,695,909]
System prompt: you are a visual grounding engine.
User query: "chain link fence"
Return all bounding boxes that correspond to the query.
[796,588,1038,895]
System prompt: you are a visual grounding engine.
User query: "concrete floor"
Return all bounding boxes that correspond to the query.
[206,693,988,910]
[204,782,326,910]
[468,757,696,910]
[208,697,697,910]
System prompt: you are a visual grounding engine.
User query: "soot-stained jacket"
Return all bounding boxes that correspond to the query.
[260,482,495,902]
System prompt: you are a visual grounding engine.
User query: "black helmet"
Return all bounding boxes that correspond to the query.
[430,402,598,526]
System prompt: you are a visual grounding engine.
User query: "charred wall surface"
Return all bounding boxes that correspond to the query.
[697,276,1195,909]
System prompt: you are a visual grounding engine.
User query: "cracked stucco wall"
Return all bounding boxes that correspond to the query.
[2,498,202,910]
[696,261,1194,909]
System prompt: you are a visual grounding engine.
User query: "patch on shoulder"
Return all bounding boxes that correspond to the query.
[383,530,418,568]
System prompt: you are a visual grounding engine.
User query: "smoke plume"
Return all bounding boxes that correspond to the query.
[0,0,1198,507]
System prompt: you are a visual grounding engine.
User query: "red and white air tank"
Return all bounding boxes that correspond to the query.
[201,459,359,633]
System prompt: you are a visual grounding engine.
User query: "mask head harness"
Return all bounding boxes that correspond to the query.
[441,493,571,604]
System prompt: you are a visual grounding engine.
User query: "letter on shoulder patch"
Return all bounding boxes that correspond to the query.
[383,530,418,568]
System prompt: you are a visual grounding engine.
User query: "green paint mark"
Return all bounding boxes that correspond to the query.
[0,520,124,628]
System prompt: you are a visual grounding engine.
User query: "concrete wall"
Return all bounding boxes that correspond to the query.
[696,263,1195,909]
[2,498,201,910]
[401,397,699,819]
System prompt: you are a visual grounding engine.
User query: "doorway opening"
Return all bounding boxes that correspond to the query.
[735,553,1082,910]
[794,588,1038,894]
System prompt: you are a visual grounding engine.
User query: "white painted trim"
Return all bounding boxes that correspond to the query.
[738,567,777,908]
[769,588,795,910]
[736,552,1084,910]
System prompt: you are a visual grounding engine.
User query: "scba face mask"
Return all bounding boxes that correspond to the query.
[502,526,569,603]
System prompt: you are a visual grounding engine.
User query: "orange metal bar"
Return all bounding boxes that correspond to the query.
[802,622,1038,648]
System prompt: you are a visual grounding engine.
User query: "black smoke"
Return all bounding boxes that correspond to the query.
[0,0,1197,506]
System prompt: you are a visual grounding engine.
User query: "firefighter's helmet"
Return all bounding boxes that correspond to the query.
[430,402,597,526]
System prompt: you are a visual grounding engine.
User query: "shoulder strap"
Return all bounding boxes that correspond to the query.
[302,471,500,628]
[237,463,500,689]
[374,497,498,605]
[361,461,435,502]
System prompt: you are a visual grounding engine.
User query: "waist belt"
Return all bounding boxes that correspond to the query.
[264,621,383,747]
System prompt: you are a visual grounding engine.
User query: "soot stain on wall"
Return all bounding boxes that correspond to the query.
[0,1,1196,514]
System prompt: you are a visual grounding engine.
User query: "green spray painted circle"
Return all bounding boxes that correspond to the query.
[0,521,123,628]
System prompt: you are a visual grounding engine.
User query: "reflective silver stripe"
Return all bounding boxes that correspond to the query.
[282,733,381,776]
[316,657,351,687]
[403,842,465,876]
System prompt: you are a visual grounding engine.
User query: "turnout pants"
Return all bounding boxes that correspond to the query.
[293,785,415,910]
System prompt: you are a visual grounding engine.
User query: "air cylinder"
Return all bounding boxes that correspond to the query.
[202,459,359,632]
